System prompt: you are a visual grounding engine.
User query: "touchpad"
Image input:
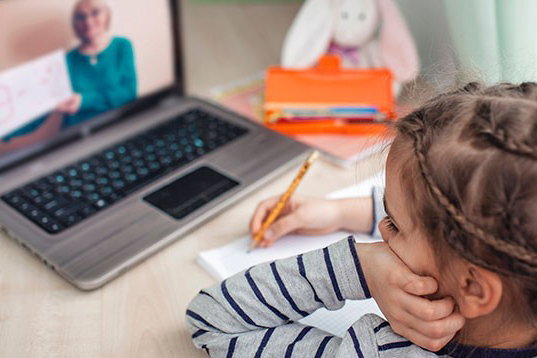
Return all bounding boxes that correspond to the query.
[143,166,239,220]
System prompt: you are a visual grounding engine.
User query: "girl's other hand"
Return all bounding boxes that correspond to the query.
[249,196,342,247]
[356,242,465,352]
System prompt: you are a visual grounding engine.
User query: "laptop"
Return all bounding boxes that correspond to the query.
[0,0,308,290]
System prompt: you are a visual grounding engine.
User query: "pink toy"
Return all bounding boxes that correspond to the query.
[281,0,420,94]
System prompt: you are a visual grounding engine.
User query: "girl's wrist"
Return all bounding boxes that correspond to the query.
[332,199,347,231]
[338,197,374,233]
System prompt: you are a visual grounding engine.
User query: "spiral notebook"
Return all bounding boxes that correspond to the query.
[196,173,386,337]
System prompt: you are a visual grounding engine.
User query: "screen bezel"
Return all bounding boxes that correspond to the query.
[0,0,184,172]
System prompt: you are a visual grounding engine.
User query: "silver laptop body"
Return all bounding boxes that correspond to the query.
[0,1,308,290]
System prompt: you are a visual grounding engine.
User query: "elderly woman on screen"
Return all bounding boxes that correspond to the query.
[1,0,137,146]
[59,0,137,126]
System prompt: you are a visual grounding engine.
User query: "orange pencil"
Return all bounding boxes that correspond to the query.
[249,151,319,252]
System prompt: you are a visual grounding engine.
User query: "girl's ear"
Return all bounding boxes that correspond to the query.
[377,0,419,82]
[281,0,335,68]
[456,264,503,319]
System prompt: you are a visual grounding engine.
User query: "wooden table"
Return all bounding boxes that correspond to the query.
[0,2,386,357]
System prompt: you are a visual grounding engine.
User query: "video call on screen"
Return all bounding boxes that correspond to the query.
[0,0,174,156]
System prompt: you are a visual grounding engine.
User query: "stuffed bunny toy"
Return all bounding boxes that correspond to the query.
[281,0,419,94]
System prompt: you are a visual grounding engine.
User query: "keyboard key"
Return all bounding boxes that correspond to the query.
[53,205,80,219]
[69,179,84,187]
[28,207,42,219]
[95,199,108,209]
[81,205,96,217]
[82,183,96,192]
[112,180,125,190]
[57,185,70,194]
[86,193,101,202]
[125,173,137,183]
[82,172,97,181]
[96,177,109,185]
[108,171,121,179]
[107,161,120,169]
[67,168,79,177]
[148,162,160,171]
[22,187,41,199]
[137,167,149,176]
[42,191,55,201]
[95,166,108,175]
[119,165,134,174]
[79,162,91,171]
[39,215,52,225]
[2,192,23,206]
[70,190,83,199]
[53,174,66,184]
[44,198,68,212]
[40,219,64,234]
[64,214,83,226]
[99,186,114,196]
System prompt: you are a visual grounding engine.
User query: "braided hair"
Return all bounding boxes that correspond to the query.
[394,82,537,319]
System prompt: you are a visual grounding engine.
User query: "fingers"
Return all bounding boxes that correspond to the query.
[390,308,465,351]
[70,94,82,114]
[56,98,76,114]
[390,323,457,352]
[401,294,456,321]
[390,302,465,348]
[56,101,70,113]
[403,275,438,296]
[249,197,280,234]
[261,213,304,245]
[387,252,438,297]
[249,197,301,247]
[419,311,466,340]
[65,99,79,115]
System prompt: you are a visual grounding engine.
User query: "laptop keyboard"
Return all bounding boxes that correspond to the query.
[1,109,249,234]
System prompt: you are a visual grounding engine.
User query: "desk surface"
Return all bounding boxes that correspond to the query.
[0,2,386,357]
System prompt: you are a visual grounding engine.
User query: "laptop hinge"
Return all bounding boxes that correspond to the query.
[159,95,182,108]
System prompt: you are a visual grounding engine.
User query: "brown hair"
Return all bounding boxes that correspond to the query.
[392,82,537,320]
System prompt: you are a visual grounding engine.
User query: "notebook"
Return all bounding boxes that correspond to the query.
[196,172,387,337]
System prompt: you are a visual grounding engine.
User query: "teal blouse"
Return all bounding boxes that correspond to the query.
[3,36,137,141]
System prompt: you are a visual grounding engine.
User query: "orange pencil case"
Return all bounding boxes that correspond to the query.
[264,55,395,135]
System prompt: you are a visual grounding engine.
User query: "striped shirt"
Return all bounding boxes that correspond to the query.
[186,187,537,357]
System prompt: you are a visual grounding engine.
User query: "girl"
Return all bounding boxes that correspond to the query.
[186,82,537,357]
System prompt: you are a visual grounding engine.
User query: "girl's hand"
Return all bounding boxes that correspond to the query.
[249,196,343,247]
[356,242,465,352]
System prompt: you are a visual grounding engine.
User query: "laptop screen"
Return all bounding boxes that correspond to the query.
[0,0,177,166]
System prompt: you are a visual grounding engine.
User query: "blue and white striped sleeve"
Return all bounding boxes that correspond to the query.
[186,237,378,357]
[370,186,387,238]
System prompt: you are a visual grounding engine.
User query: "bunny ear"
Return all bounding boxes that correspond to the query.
[281,0,335,68]
[377,0,419,82]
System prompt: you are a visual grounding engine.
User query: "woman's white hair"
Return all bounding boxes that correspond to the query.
[74,0,111,10]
